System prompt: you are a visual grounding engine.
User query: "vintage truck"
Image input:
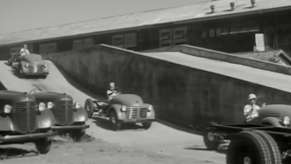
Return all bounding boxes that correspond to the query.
[7,52,20,67]
[29,88,90,141]
[203,104,291,164]
[12,54,49,78]
[84,93,155,131]
[0,90,56,154]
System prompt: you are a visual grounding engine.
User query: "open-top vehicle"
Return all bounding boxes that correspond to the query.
[0,90,56,154]
[84,93,155,131]
[12,54,49,78]
[29,88,90,141]
[203,104,291,164]
[7,51,21,67]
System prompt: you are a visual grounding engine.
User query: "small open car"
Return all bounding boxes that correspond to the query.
[7,51,21,67]
[29,88,90,141]
[13,54,49,78]
[84,91,155,131]
[0,90,56,154]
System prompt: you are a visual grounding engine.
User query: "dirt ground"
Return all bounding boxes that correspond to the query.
[0,135,220,164]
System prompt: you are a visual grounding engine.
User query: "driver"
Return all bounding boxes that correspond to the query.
[20,44,30,57]
[107,82,119,100]
[97,82,120,115]
[243,94,261,122]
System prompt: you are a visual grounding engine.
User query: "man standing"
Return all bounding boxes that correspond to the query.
[243,94,261,122]
[107,82,119,100]
[20,44,30,56]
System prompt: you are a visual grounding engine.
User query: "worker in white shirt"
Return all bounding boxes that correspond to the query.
[243,94,262,122]
[20,44,30,57]
[107,82,120,100]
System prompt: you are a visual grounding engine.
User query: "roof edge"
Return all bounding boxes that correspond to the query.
[1,4,291,47]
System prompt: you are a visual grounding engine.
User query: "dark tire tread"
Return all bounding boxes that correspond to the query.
[227,131,272,164]
[253,130,282,164]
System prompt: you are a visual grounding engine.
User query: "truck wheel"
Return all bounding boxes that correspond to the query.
[84,99,94,118]
[8,58,12,66]
[19,67,26,78]
[142,122,152,130]
[253,130,282,164]
[110,111,122,131]
[34,137,52,154]
[227,131,272,164]
[70,129,86,142]
[203,131,220,150]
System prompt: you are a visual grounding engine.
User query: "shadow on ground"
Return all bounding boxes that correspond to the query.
[91,116,145,131]
[0,147,38,160]
[184,144,228,154]
[156,119,203,136]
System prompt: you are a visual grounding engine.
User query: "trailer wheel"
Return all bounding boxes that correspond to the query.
[253,130,282,164]
[203,131,220,150]
[84,99,94,118]
[227,131,272,164]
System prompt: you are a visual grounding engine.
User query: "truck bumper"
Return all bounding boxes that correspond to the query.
[0,131,56,144]
[51,124,90,131]
[121,119,155,123]
[24,72,49,76]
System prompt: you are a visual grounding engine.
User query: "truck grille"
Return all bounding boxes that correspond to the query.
[15,102,37,133]
[53,100,73,125]
[37,65,44,72]
[126,108,148,119]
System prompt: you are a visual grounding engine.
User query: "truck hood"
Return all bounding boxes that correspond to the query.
[259,104,291,118]
[32,92,73,102]
[0,90,35,102]
[110,94,144,106]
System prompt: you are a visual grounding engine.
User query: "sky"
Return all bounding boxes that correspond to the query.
[0,0,208,35]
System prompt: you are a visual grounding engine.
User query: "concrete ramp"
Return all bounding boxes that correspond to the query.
[0,60,100,103]
[143,52,291,93]
[40,44,291,127]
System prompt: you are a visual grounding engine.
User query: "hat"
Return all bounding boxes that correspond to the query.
[248,94,257,100]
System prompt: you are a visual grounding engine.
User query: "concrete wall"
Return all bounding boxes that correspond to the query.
[143,45,291,76]
[42,44,291,130]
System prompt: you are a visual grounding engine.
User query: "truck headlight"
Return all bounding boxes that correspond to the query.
[74,102,81,109]
[44,63,48,68]
[283,116,290,126]
[24,63,29,68]
[4,105,12,114]
[39,102,46,112]
[147,105,153,112]
[120,106,126,112]
[47,102,54,109]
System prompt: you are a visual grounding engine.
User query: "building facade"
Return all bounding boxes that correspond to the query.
[0,2,291,60]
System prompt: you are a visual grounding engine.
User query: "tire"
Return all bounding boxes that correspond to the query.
[41,75,47,79]
[19,67,26,78]
[34,137,52,154]
[142,122,152,130]
[84,99,94,118]
[203,131,220,150]
[253,130,282,164]
[109,111,122,131]
[8,58,12,66]
[70,129,86,142]
[227,131,272,164]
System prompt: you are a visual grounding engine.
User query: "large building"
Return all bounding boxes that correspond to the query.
[0,0,291,60]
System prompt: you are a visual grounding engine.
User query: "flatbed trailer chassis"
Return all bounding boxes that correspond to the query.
[203,122,291,164]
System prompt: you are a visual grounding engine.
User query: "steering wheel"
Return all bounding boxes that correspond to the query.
[29,88,42,94]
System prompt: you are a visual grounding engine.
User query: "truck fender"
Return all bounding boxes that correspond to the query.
[144,103,156,120]
[0,115,14,131]
[73,106,88,122]
[36,108,55,129]
[108,104,123,120]
[260,117,283,127]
